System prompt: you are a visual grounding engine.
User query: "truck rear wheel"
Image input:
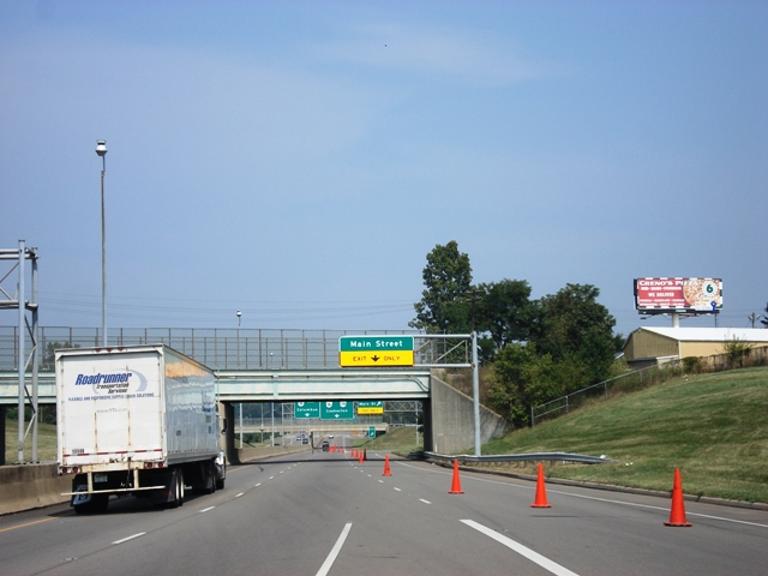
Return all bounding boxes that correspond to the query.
[202,461,216,494]
[168,469,185,508]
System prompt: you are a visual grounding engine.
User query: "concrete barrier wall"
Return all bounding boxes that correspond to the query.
[430,374,508,455]
[0,464,72,516]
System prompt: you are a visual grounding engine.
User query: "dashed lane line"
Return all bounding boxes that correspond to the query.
[315,523,352,576]
[461,519,580,576]
[112,532,146,546]
[200,506,215,513]
[419,499,432,505]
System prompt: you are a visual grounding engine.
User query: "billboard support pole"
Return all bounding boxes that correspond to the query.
[671,313,680,328]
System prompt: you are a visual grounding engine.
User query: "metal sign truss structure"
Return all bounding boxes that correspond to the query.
[0,241,40,464]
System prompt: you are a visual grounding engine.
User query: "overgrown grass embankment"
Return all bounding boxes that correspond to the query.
[364,426,422,456]
[4,420,58,464]
[483,367,768,503]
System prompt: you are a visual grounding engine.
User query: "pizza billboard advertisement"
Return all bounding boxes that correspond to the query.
[634,277,723,312]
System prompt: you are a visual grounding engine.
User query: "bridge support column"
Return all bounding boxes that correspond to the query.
[0,406,5,466]
[422,396,433,453]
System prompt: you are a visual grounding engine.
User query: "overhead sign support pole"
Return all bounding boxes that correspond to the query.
[17,241,25,464]
[472,331,481,457]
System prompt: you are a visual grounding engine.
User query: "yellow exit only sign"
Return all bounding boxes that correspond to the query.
[339,350,414,367]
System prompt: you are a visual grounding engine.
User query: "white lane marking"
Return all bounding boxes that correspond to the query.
[235,492,244,498]
[399,462,768,529]
[462,520,580,576]
[315,522,352,576]
[378,480,384,484]
[269,476,275,480]
[254,482,262,488]
[367,474,372,478]
[393,487,402,492]
[112,532,146,545]
[200,506,216,513]
[280,470,285,474]
[419,498,432,505]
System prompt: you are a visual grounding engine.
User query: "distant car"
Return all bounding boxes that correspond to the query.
[328,434,334,439]
[321,440,330,452]
[302,437,309,444]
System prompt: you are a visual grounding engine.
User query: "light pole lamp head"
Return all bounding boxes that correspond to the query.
[95,140,108,157]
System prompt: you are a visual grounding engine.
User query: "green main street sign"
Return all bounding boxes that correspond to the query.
[339,335,415,367]
[339,336,414,352]
[294,401,320,419]
[320,401,354,420]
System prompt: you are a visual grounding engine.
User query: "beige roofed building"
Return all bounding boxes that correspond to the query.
[623,327,768,367]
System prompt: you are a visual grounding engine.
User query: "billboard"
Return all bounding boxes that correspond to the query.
[634,277,723,313]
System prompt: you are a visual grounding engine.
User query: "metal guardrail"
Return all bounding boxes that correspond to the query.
[425,451,610,465]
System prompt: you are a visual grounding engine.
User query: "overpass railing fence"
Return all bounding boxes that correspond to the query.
[0,326,426,372]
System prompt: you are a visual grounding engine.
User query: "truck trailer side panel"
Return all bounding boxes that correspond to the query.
[163,347,219,464]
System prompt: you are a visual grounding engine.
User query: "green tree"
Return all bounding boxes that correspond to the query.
[529,283,617,389]
[410,241,474,333]
[488,342,565,426]
[476,279,534,351]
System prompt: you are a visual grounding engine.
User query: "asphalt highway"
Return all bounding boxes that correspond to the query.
[1,450,766,576]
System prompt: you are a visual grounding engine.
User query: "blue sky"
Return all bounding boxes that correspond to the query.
[1,1,766,336]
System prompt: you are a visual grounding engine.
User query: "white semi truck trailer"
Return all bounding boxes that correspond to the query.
[56,345,226,513]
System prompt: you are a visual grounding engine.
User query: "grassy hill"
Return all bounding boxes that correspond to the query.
[483,366,768,503]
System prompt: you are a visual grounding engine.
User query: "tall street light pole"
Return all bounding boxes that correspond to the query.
[236,310,243,448]
[95,140,108,347]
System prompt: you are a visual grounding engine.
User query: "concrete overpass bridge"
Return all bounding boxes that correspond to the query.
[0,369,430,405]
[2,368,440,463]
[1,365,505,465]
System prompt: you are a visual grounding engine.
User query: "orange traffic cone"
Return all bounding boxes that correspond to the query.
[383,453,392,477]
[665,468,692,527]
[358,450,364,464]
[352,448,357,459]
[449,459,464,494]
[531,463,551,508]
